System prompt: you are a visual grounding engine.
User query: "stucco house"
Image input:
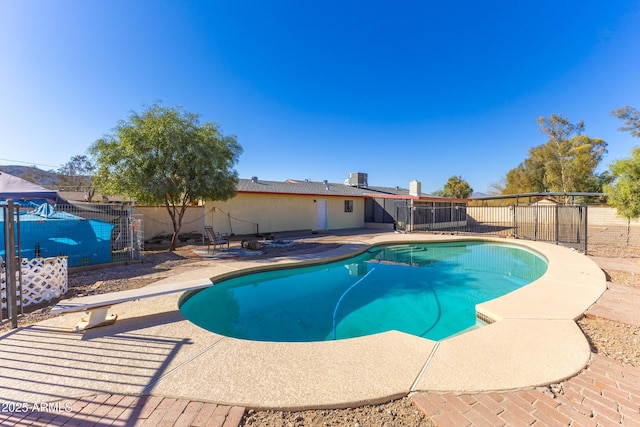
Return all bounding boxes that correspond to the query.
[205,173,468,236]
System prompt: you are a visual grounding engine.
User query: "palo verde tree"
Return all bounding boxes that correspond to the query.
[90,104,242,251]
[605,105,640,245]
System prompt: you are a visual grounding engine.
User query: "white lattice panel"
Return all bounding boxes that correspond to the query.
[1,257,68,309]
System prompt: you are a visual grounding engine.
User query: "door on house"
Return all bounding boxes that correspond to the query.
[315,199,328,231]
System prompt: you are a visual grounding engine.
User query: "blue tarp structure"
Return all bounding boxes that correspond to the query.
[0,204,114,267]
[0,172,115,266]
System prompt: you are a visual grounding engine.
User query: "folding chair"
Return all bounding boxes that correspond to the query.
[204,226,229,253]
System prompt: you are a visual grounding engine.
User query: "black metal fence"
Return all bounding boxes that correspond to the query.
[397,204,590,252]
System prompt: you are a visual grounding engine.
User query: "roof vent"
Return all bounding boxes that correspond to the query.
[347,172,368,188]
[251,176,258,183]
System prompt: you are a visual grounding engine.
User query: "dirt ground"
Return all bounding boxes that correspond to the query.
[2,238,639,426]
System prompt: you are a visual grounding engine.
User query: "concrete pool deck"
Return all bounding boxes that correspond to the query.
[0,233,606,411]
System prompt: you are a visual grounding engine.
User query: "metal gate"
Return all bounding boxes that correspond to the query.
[514,205,587,251]
[395,202,410,232]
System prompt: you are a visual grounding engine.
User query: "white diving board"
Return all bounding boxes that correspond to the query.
[50,278,213,331]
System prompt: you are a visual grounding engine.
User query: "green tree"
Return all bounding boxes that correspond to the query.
[605,147,640,245]
[442,175,473,198]
[563,134,608,192]
[612,105,640,138]
[607,105,640,244]
[594,171,614,193]
[504,115,607,197]
[504,164,530,194]
[523,144,548,191]
[504,144,548,194]
[57,155,96,200]
[90,104,242,251]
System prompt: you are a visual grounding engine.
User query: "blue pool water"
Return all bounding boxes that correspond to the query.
[179,241,547,342]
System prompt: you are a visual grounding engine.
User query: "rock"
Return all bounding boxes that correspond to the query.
[242,240,262,250]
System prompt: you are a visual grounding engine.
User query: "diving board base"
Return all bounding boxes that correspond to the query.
[74,306,118,331]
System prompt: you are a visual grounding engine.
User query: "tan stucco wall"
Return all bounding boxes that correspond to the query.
[132,206,205,241]
[130,194,365,240]
[206,193,365,236]
[588,206,640,226]
[325,196,364,230]
[467,206,511,223]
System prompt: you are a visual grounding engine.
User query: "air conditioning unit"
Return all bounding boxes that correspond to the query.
[347,172,368,188]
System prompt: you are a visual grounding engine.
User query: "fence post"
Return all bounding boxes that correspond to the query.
[412,205,416,233]
[534,206,538,240]
[555,204,559,245]
[3,200,18,329]
[583,206,588,253]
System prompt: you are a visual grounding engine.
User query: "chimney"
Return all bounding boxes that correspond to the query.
[251,176,258,183]
[409,180,421,197]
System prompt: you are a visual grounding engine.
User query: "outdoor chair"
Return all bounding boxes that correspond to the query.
[204,226,229,253]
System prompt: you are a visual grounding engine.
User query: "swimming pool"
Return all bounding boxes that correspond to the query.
[179,241,547,342]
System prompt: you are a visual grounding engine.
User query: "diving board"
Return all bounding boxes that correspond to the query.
[50,278,213,331]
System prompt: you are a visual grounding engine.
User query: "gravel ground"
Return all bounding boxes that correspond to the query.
[2,239,640,426]
[242,397,432,427]
[589,243,640,288]
[577,316,640,367]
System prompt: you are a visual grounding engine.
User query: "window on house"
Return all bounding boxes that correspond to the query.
[344,200,353,213]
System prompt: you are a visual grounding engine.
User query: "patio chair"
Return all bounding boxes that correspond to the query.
[204,226,229,253]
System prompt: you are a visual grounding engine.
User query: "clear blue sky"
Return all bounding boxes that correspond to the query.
[1,1,639,194]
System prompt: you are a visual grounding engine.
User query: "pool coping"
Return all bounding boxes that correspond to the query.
[0,233,606,410]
